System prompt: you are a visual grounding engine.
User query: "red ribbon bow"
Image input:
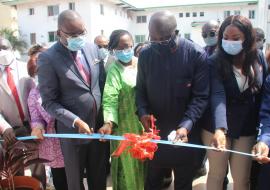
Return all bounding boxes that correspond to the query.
[112,115,160,161]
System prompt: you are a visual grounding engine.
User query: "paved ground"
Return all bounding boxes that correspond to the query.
[26,160,233,190]
[105,161,234,190]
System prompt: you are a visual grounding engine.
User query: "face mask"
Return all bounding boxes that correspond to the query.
[67,35,86,51]
[204,37,218,46]
[98,48,109,60]
[114,48,134,64]
[222,39,243,55]
[256,41,264,50]
[0,50,15,66]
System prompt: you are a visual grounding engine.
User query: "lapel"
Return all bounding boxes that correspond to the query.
[55,42,90,88]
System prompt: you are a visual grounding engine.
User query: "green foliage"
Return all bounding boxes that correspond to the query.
[0,28,27,52]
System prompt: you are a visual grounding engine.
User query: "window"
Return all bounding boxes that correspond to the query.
[100,4,104,15]
[249,10,255,19]
[30,33,36,45]
[48,5,59,16]
[136,16,147,23]
[224,10,230,18]
[186,12,190,17]
[29,8,34,15]
[184,33,190,39]
[179,13,183,18]
[135,35,146,43]
[234,10,241,15]
[268,5,270,9]
[192,12,197,17]
[69,2,75,10]
[48,31,57,42]
[200,12,204,17]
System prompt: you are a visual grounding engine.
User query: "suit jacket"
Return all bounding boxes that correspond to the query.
[0,60,34,134]
[259,75,270,146]
[210,50,267,138]
[37,41,103,144]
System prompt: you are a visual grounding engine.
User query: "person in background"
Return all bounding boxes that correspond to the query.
[0,37,46,188]
[255,27,265,51]
[203,15,267,190]
[134,42,147,57]
[98,29,145,190]
[38,10,107,190]
[94,35,109,63]
[27,44,46,78]
[94,35,110,176]
[202,20,219,56]
[136,11,209,190]
[27,44,68,190]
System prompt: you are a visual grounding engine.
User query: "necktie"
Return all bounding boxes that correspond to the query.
[5,66,25,123]
[72,52,90,85]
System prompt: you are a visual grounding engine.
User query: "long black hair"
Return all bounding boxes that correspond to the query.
[216,15,258,91]
[108,29,133,51]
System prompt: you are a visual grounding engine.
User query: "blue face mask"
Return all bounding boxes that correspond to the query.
[204,37,218,46]
[222,39,243,55]
[98,48,109,60]
[67,36,86,51]
[114,48,134,64]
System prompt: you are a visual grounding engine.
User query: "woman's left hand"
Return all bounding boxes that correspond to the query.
[211,128,226,151]
[98,122,113,142]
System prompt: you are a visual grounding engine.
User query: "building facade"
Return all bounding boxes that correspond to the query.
[0,3,18,31]
[1,0,269,48]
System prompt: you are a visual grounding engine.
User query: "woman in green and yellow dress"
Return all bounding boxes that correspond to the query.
[98,29,145,190]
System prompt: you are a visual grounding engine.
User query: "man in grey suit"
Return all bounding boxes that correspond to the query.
[38,10,107,190]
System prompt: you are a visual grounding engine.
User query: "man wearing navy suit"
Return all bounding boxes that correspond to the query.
[38,10,107,190]
[136,11,209,190]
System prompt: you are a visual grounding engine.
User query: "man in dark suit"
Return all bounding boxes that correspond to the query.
[136,11,209,190]
[38,10,107,190]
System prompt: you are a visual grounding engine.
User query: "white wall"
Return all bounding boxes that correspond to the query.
[16,0,132,46]
[130,3,258,47]
[15,0,265,48]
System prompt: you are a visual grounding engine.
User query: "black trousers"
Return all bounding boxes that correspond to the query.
[145,163,196,190]
[258,162,270,190]
[60,139,108,190]
[51,167,68,190]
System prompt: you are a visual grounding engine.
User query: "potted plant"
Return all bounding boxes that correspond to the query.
[0,140,47,190]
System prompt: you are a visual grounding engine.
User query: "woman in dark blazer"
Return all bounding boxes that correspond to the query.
[202,15,267,190]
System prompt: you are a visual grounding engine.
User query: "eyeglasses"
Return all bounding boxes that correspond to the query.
[114,47,132,54]
[202,31,217,38]
[97,45,108,49]
[60,29,87,38]
[149,35,175,45]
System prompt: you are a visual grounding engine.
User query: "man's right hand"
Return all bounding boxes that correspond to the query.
[75,119,93,134]
[2,128,16,146]
[140,115,156,132]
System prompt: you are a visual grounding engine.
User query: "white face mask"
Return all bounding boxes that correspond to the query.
[0,50,15,66]
[222,39,243,55]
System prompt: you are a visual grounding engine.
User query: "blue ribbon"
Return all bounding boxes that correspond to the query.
[2,133,255,157]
